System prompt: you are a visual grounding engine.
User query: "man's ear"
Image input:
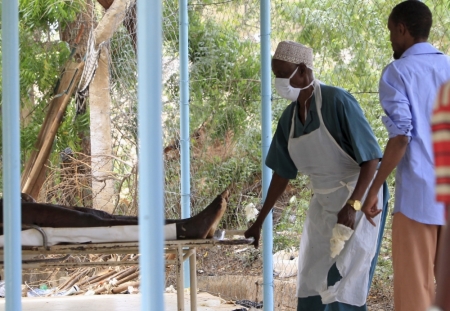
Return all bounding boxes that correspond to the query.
[398,22,407,36]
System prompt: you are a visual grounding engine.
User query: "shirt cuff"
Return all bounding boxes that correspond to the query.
[381,115,412,140]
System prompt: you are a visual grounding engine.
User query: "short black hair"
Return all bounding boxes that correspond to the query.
[390,0,432,39]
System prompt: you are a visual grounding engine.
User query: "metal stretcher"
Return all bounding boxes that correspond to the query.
[0,227,253,311]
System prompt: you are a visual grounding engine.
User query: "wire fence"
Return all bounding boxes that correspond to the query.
[38,0,450,309]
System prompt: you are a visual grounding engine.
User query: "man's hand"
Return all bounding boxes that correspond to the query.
[245,223,262,249]
[361,190,382,226]
[337,204,356,230]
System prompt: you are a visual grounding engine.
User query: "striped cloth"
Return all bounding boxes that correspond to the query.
[432,80,450,212]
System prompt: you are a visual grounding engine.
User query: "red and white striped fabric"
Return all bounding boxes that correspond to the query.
[432,80,450,218]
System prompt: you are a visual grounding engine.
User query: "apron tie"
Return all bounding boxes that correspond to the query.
[340,181,355,193]
[312,180,356,195]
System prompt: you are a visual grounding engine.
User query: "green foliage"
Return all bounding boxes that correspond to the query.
[0,0,88,196]
[19,31,72,101]
[19,100,90,164]
[164,1,261,142]
[15,0,84,102]
[273,189,311,253]
[19,0,85,29]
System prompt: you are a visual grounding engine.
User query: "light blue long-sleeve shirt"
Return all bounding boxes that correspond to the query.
[379,42,450,225]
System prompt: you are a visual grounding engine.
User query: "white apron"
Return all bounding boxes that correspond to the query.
[288,81,383,306]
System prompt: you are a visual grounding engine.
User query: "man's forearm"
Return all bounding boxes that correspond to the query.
[350,159,379,201]
[254,172,290,227]
[369,135,409,193]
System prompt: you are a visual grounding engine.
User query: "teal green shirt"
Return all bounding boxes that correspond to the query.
[266,84,382,179]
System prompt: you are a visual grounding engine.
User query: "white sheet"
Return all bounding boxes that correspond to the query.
[0,224,177,247]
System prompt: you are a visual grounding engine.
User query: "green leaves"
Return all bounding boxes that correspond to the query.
[19,0,85,29]
[0,0,86,176]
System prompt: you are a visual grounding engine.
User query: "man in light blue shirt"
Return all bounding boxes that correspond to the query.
[362,2,450,311]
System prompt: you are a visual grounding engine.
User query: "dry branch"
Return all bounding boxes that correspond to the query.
[58,268,90,292]
[114,271,140,286]
[77,268,117,287]
[111,281,140,294]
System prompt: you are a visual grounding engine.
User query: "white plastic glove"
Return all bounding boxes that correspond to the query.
[330,223,354,258]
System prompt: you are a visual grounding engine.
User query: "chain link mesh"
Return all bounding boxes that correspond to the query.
[39,1,450,309]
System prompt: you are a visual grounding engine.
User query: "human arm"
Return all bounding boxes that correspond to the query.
[362,135,409,225]
[432,81,450,207]
[244,103,297,248]
[245,172,289,248]
[431,82,450,311]
[337,159,379,229]
[362,65,412,225]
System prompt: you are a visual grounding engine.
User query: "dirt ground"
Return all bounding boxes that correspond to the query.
[167,243,395,311]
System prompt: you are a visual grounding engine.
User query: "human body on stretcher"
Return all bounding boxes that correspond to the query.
[0,190,229,243]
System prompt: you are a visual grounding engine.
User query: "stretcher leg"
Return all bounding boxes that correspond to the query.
[189,247,197,311]
[177,244,184,311]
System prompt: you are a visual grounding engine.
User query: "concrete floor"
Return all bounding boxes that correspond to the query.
[0,292,239,311]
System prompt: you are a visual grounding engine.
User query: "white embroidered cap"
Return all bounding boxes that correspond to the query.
[273,41,314,68]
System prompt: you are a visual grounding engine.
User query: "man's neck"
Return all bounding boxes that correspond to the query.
[297,85,314,125]
[395,39,429,59]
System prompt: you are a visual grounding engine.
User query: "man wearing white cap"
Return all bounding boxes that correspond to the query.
[245,41,388,310]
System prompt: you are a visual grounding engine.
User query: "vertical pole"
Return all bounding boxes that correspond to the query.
[260,0,274,308]
[176,245,185,311]
[179,0,191,287]
[2,0,23,308]
[137,0,165,310]
[189,249,198,310]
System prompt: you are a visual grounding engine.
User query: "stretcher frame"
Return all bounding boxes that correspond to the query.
[0,228,252,311]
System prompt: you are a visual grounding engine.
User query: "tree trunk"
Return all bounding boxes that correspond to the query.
[97,0,136,52]
[90,45,115,213]
[97,0,114,9]
[88,0,135,212]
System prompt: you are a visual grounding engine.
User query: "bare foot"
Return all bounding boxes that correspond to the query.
[206,189,229,238]
[176,189,229,240]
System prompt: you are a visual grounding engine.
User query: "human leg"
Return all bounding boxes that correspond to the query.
[297,264,367,311]
[392,212,441,311]
[324,264,367,311]
[20,203,138,228]
[297,296,325,311]
[165,189,229,238]
[174,190,228,239]
[8,189,228,240]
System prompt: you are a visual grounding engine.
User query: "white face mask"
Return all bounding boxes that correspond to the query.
[275,67,315,102]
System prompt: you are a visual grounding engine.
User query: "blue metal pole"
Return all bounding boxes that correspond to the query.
[137,0,165,310]
[2,0,22,309]
[260,0,274,308]
[179,0,191,288]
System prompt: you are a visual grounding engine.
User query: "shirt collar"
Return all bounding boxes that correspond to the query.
[401,42,443,59]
